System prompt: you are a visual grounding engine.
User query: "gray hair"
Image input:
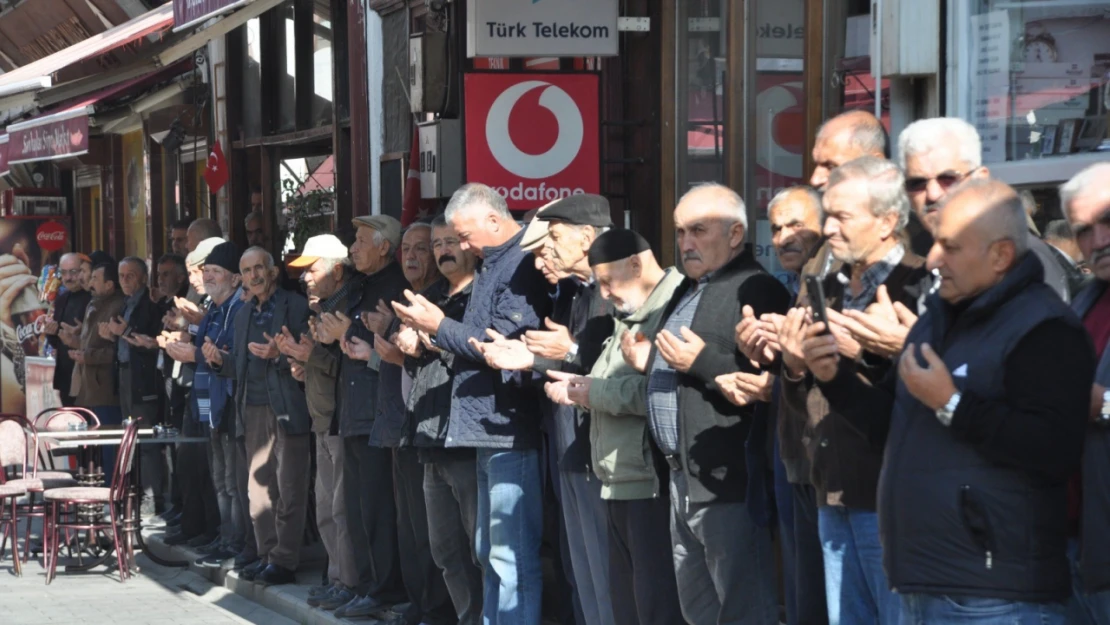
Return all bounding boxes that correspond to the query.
[818,110,888,158]
[679,182,749,230]
[827,157,911,231]
[404,222,433,237]
[187,218,222,240]
[119,256,149,279]
[241,246,275,269]
[244,211,264,227]
[317,256,352,275]
[1060,163,1110,224]
[444,183,512,222]
[1044,219,1074,242]
[767,186,823,221]
[897,117,982,170]
[430,214,448,229]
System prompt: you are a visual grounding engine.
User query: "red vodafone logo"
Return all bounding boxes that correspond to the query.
[36,221,67,252]
[465,73,599,210]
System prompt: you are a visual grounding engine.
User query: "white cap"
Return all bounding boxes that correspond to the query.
[288,234,350,268]
[185,237,225,268]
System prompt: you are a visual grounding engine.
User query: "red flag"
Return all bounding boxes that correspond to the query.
[204,140,229,194]
[400,125,424,227]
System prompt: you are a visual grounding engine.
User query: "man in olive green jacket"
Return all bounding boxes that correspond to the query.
[545,229,683,625]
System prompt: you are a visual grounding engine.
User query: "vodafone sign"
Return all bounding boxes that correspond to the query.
[465,73,599,210]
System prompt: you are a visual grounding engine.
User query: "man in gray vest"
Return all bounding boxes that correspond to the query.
[804,178,1094,625]
[1060,161,1110,625]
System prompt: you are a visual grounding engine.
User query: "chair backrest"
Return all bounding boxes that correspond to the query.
[0,414,35,482]
[109,419,140,502]
[37,407,100,432]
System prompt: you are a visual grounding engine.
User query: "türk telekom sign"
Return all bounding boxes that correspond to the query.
[465,73,599,210]
[467,0,618,57]
[173,0,250,30]
[7,114,88,165]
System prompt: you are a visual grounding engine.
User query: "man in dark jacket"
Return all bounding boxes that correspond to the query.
[780,157,926,625]
[805,179,1093,625]
[320,214,408,618]
[207,246,312,586]
[641,183,790,625]
[108,257,165,515]
[44,253,92,406]
[1060,162,1110,624]
[396,215,482,625]
[478,194,617,625]
[394,183,553,625]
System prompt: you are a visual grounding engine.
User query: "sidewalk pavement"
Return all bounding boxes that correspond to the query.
[0,549,300,625]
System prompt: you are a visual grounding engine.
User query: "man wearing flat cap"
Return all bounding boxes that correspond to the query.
[317,214,408,618]
[476,193,618,625]
[546,229,686,625]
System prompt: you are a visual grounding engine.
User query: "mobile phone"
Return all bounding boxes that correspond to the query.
[803,275,831,335]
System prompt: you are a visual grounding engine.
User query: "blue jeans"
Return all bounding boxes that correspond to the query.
[91,405,122,479]
[818,507,899,625]
[899,594,1066,625]
[475,448,543,625]
[1068,538,1110,625]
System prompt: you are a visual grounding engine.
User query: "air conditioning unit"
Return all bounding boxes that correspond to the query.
[410,32,449,114]
[418,120,462,199]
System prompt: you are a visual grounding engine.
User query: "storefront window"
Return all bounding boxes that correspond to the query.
[751,0,807,283]
[241,18,262,139]
[962,0,1110,164]
[676,0,728,193]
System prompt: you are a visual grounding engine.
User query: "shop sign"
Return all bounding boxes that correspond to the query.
[465,72,599,210]
[467,0,618,57]
[7,115,88,164]
[173,0,250,30]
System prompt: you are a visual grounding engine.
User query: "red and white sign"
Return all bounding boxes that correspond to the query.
[35,221,68,252]
[0,134,8,176]
[465,72,599,210]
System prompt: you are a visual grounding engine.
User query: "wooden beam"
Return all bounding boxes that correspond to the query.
[725,0,745,196]
[803,0,824,180]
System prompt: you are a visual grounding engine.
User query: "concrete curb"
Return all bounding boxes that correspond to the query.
[142,529,382,625]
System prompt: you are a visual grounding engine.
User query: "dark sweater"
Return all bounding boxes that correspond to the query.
[645,248,791,505]
[47,288,91,397]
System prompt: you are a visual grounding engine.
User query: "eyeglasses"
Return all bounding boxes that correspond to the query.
[60,269,83,277]
[904,170,973,193]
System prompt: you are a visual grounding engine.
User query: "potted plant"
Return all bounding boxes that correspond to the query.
[280,178,334,263]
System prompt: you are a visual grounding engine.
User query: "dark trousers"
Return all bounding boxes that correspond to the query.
[343,436,404,601]
[424,450,483,625]
[791,483,829,625]
[543,429,583,625]
[165,381,188,510]
[394,448,455,625]
[119,369,165,512]
[608,497,683,625]
[178,416,220,539]
[235,433,258,561]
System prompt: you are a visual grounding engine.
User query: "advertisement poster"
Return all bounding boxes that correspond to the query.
[0,217,70,415]
[122,130,148,259]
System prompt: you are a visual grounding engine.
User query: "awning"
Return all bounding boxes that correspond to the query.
[174,0,257,32]
[0,4,174,97]
[4,71,166,165]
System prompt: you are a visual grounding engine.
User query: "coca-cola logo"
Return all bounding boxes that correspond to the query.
[36,221,67,252]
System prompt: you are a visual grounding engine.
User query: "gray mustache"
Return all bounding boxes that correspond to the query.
[682,252,702,262]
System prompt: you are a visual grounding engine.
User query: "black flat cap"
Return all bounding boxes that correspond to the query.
[88,250,114,268]
[588,229,651,267]
[537,194,613,227]
[204,241,241,274]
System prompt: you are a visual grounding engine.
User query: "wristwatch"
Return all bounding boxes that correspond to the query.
[936,392,961,427]
[564,342,579,364]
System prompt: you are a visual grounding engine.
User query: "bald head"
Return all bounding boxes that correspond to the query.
[929,178,1028,303]
[187,219,223,252]
[58,253,85,291]
[674,183,748,279]
[811,110,888,190]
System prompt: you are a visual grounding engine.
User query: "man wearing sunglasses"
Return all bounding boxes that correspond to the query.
[44,253,93,406]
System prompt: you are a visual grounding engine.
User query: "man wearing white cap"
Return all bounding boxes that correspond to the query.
[280,235,360,609]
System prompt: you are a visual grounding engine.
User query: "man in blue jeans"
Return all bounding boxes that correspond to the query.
[395,183,552,625]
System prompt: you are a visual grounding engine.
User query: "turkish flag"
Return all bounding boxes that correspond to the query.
[204,140,229,194]
[400,125,424,227]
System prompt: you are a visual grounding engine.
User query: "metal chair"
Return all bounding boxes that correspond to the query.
[34,407,100,477]
[43,419,140,584]
[0,481,26,577]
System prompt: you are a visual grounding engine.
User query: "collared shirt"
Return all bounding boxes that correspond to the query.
[116,287,146,364]
[841,244,904,312]
[646,276,708,456]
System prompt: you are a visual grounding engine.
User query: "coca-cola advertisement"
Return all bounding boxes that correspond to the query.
[0,216,70,415]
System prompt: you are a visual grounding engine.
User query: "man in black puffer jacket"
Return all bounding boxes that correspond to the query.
[805,179,1093,625]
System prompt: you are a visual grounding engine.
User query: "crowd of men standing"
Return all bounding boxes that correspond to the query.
[40,108,1110,625]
